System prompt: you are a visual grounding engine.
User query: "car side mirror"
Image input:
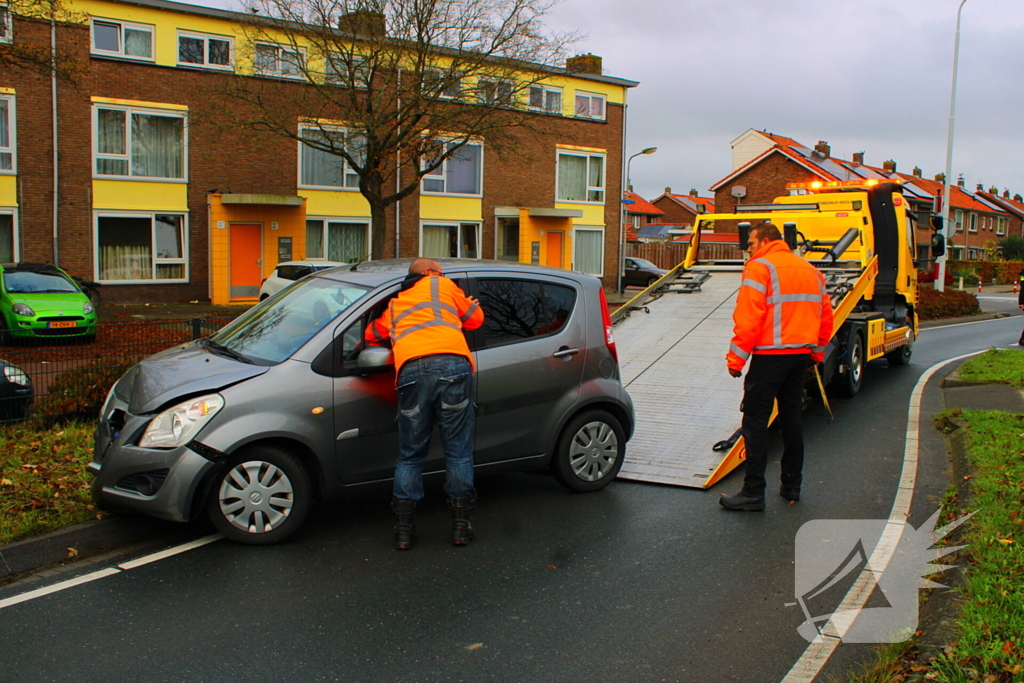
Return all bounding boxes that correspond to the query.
[356,346,394,375]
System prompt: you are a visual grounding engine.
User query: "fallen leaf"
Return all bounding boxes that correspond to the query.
[546,565,557,569]
[0,478,12,486]
[66,547,78,559]
[1003,641,1015,654]
[998,539,1015,544]
[465,643,484,651]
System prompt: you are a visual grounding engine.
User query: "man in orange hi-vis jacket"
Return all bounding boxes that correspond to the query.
[366,258,485,549]
[721,224,833,511]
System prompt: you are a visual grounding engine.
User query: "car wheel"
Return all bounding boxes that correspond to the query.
[207,445,311,545]
[833,333,864,397]
[886,331,913,366]
[647,276,660,288]
[259,293,269,301]
[551,410,626,492]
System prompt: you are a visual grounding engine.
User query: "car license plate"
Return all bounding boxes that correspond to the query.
[47,321,77,329]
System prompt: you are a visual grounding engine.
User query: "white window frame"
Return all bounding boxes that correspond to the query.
[297,125,363,191]
[0,94,15,174]
[954,209,963,232]
[574,91,606,120]
[424,68,461,99]
[0,4,12,44]
[420,140,484,197]
[419,221,481,259]
[176,31,233,70]
[998,216,1006,236]
[93,211,189,284]
[0,208,19,262]
[92,104,188,182]
[305,216,371,262]
[477,78,513,105]
[572,226,605,276]
[528,84,562,114]
[254,42,306,79]
[968,213,978,233]
[556,150,605,204]
[90,18,154,61]
[324,51,370,88]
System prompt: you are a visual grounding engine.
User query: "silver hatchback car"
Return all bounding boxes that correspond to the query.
[89,259,635,544]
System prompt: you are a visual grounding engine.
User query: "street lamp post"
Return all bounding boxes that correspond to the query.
[936,0,968,293]
[618,146,657,292]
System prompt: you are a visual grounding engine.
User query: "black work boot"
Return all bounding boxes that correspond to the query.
[779,485,801,502]
[448,496,476,546]
[719,491,765,511]
[392,498,417,550]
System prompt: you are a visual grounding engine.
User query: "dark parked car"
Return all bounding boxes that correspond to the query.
[622,257,668,288]
[0,359,33,420]
[91,259,635,545]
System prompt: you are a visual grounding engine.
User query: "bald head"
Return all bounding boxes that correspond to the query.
[409,258,441,275]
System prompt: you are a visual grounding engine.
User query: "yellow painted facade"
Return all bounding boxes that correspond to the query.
[93,180,188,211]
[0,176,17,207]
[299,189,370,217]
[515,210,575,270]
[420,196,483,221]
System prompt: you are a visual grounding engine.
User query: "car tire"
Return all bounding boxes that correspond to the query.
[647,276,660,288]
[551,410,626,492]
[885,331,913,366]
[207,445,312,545]
[833,333,864,397]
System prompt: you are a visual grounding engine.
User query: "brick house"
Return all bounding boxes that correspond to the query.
[1,0,637,304]
[708,129,1014,261]
[650,188,714,227]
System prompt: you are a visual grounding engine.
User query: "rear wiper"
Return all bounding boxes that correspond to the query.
[198,337,254,364]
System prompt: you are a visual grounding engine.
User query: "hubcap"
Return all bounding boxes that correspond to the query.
[218,461,295,534]
[568,421,619,481]
[851,345,863,383]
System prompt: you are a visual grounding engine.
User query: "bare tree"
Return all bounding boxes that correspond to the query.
[214,0,580,258]
[1,0,84,83]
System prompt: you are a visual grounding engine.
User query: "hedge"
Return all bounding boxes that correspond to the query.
[917,286,981,320]
[945,259,1024,285]
[33,361,135,423]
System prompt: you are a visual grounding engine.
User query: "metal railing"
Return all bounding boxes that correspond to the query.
[0,317,235,423]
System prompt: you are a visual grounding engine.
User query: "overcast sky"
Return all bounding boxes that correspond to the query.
[185,0,1023,201]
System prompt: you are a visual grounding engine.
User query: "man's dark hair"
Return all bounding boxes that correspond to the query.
[753,223,783,242]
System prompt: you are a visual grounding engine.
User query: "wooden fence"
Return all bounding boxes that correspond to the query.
[626,241,743,269]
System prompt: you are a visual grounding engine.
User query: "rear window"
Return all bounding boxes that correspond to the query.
[476,278,576,348]
[277,265,314,281]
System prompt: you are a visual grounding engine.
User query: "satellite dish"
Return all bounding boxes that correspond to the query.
[731,186,747,198]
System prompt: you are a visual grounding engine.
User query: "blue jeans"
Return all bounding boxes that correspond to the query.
[393,354,477,502]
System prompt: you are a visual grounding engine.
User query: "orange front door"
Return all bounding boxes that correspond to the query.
[230,223,262,299]
[545,231,564,269]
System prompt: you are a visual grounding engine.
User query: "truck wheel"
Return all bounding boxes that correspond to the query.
[886,332,913,366]
[551,410,625,492]
[834,333,864,398]
[207,445,311,545]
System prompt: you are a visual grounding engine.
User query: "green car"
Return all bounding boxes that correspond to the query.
[0,263,98,343]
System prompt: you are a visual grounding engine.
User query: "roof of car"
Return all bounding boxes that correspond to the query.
[0,263,69,275]
[315,258,595,287]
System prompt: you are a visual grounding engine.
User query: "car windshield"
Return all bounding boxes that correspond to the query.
[631,258,658,269]
[3,271,79,294]
[208,277,369,364]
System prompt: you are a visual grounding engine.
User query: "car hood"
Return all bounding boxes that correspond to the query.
[118,342,269,415]
[9,292,91,313]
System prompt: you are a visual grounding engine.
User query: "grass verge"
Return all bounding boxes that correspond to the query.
[957,349,1024,388]
[0,420,103,546]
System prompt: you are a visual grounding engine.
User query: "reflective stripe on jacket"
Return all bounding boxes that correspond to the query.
[726,239,834,372]
[365,275,484,372]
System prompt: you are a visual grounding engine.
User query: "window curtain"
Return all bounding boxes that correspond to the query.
[447,144,480,194]
[131,114,182,178]
[306,220,324,259]
[0,100,9,171]
[98,216,152,280]
[558,155,587,201]
[96,109,127,175]
[301,130,345,187]
[588,156,604,201]
[327,222,368,263]
[124,28,152,58]
[422,225,452,257]
[575,230,603,275]
[0,215,13,263]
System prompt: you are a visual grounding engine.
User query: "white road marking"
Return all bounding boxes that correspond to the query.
[780,350,985,683]
[0,534,223,611]
[919,317,1020,332]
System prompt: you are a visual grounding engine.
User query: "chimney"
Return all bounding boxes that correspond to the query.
[566,54,603,75]
[852,151,864,165]
[883,160,896,173]
[689,188,699,197]
[337,10,385,36]
[976,182,984,192]
[813,141,830,158]
[1015,194,1023,203]
[934,173,946,183]
[989,186,998,194]
[1004,189,1010,198]
[913,167,922,178]
[664,187,672,195]
[957,175,965,188]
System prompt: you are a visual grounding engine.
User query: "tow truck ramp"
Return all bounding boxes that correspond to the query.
[615,268,746,488]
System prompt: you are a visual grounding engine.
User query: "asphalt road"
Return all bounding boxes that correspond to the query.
[1,311,1022,683]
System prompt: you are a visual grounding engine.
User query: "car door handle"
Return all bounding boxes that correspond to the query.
[553,346,580,360]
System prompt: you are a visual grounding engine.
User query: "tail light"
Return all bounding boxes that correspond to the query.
[598,287,618,363]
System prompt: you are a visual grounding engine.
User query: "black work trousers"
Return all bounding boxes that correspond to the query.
[740,353,811,498]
